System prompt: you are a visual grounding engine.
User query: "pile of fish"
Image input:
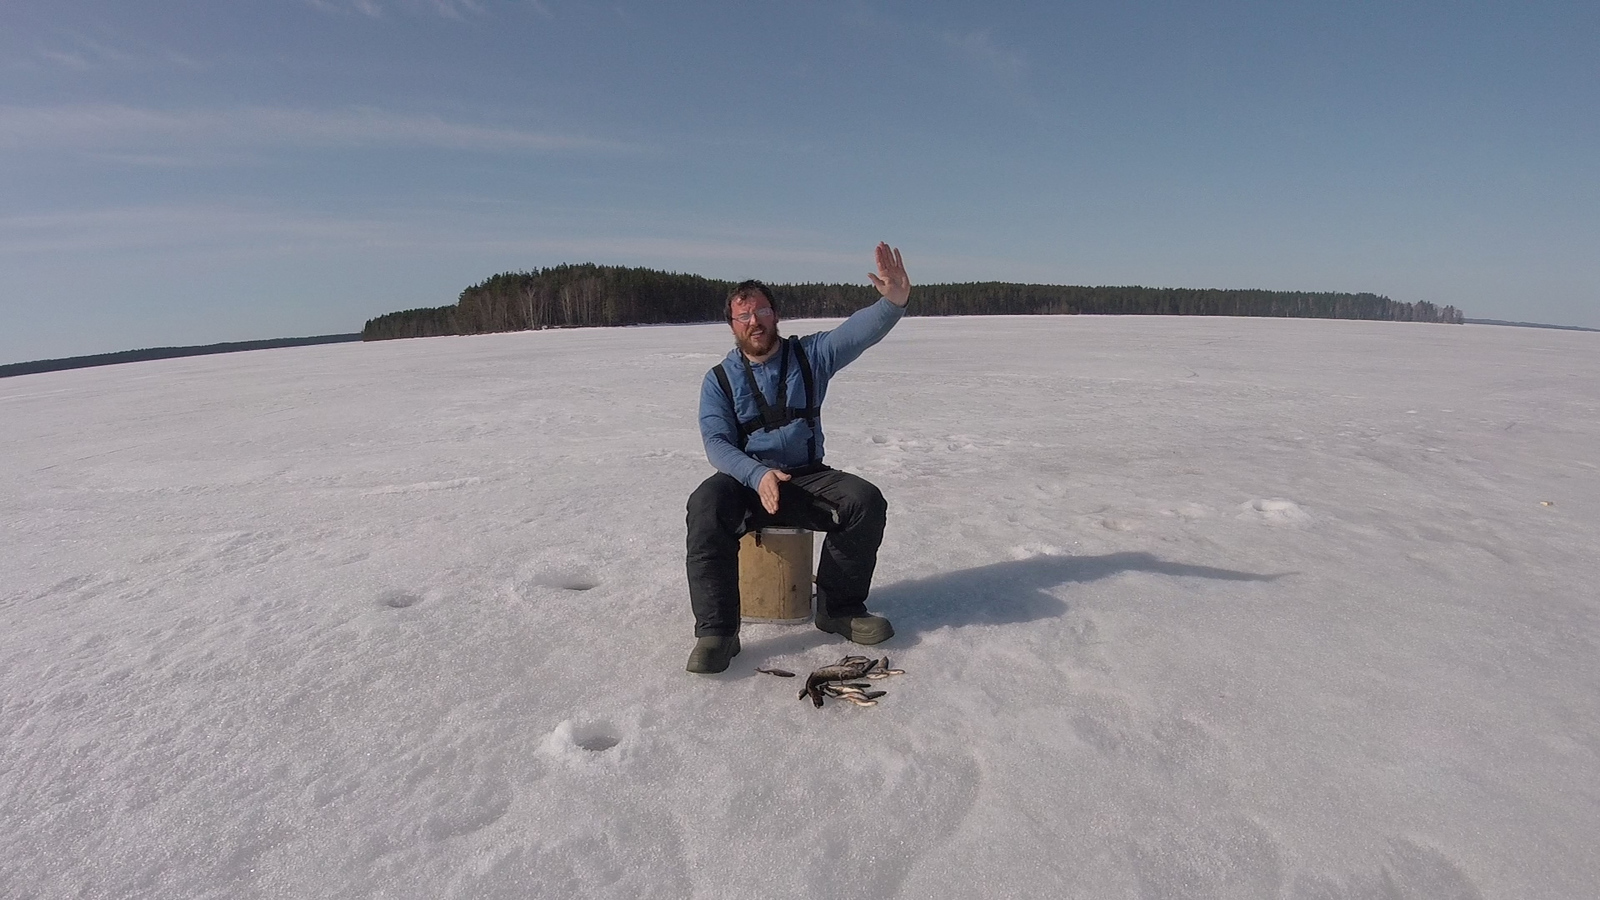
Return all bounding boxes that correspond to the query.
[757,655,906,708]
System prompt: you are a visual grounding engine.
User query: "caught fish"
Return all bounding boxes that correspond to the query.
[756,667,796,678]
[826,684,889,700]
[799,655,881,707]
[866,657,906,678]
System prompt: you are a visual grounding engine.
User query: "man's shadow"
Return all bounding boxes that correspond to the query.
[868,552,1288,647]
[739,552,1287,662]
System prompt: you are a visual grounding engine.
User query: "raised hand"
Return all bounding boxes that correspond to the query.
[866,242,911,307]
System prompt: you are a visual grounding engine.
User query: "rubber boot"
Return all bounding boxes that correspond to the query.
[685,635,741,674]
[813,613,893,645]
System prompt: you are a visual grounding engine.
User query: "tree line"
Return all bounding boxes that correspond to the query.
[361,263,1463,341]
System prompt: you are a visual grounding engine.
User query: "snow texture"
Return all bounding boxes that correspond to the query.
[3,316,1597,899]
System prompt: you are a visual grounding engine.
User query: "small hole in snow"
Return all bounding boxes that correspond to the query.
[528,569,601,593]
[379,590,422,609]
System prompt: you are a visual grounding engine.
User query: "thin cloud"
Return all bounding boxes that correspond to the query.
[31,35,133,70]
[937,26,1045,122]
[35,48,92,70]
[840,7,1034,108]
[303,0,487,19]
[841,6,1027,85]
[0,205,864,274]
[30,31,206,72]
[302,0,388,17]
[0,207,385,256]
[427,0,485,20]
[942,29,1026,83]
[525,235,862,270]
[0,105,638,155]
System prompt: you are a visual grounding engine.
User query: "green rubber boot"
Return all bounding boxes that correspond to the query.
[814,613,894,645]
[685,635,741,674]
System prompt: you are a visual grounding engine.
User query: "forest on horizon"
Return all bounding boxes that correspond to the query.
[361,263,1465,341]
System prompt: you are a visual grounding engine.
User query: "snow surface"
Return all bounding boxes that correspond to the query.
[3,316,1597,900]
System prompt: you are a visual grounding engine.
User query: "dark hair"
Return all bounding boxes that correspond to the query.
[725,280,777,322]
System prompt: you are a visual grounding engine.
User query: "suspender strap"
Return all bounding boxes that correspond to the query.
[740,339,790,431]
[710,363,742,441]
[708,336,821,463]
[790,338,818,464]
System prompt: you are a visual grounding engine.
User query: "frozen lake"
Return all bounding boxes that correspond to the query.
[3,315,1596,899]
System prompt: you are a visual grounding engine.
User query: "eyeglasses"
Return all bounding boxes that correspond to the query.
[732,308,774,325]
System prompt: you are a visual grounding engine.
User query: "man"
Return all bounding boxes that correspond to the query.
[684,242,911,674]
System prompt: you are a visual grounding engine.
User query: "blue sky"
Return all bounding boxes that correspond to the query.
[3,0,1596,363]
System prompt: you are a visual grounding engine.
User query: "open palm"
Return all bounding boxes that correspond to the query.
[866,242,911,307]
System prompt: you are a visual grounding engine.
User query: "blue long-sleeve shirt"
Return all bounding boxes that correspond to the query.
[699,298,905,490]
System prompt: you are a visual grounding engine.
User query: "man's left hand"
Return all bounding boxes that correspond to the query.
[867,242,911,307]
[758,468,791,514]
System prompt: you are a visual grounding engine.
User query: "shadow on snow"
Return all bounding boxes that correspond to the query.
[732,551,1287,665]
[871,551,1287,644]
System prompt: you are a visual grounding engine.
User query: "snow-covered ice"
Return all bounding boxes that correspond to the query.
[3,316,1597,899]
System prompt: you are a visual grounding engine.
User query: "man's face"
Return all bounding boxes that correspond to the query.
[730,294,780,358]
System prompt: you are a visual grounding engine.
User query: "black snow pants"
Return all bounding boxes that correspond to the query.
[685,465,887,637]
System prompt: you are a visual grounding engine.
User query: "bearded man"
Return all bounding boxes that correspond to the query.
[684,242,911,674]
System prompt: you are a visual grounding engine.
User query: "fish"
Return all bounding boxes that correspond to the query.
[799,656,881,707]
[866,656,906,678]
[826,685,888,699]
[756,667,796,678]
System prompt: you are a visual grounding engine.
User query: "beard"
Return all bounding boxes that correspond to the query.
[736,323,781,359]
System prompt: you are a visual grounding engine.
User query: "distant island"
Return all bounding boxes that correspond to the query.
[0,334,363,379]
[1464,318,1600,333]
[362,264,1464,341]
[0,268,1487,379]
